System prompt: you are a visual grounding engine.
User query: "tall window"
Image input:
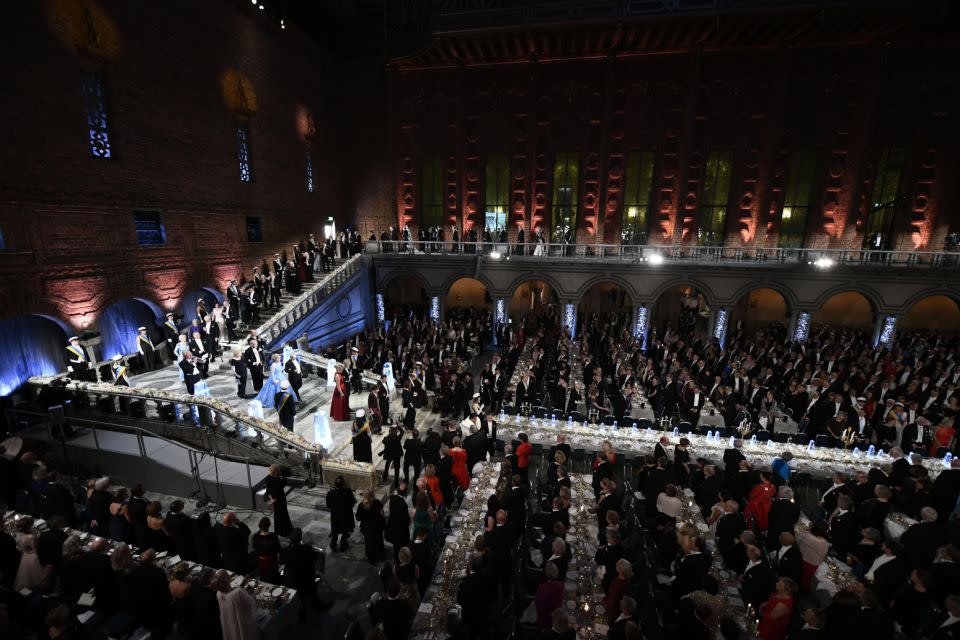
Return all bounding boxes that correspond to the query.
[863,147,904,248]
[421,155,444,228]
[779,150,816,248]
[80,69,112,158]
[622,151,655,244]
[133,211,166,247]
[305,147,314,193]
[235,122,253,182]
[246,216,263,243]
[698,151,732,246]
[551,152,579,239]
[484,155,509,231]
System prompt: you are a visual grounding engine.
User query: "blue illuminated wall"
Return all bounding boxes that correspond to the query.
[179,289,223,324]
[99,299,162,360]
[0,315,68,396]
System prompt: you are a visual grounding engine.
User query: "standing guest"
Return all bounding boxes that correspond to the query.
[136,327,156,371]
[193,512,222,568]
[128,549,172,635]
[352,411,373,463]
[326,476,356,552]
[603,559,634,625]
[458,554,494,640]
[229,348,248,399]
[403,428,423,484]
[381,427,403,487]
[165,500,196,560]
[212,569,259,640]
[331,364,352,421]
[756,578,797,640]
[179,351,202,395]
[127,484,149,546]
[280,529,318,621]
[535,561,565,630]
[385,484,411,558]
[265,465,292,537]
[144,501,170,552]
[251,517,281,583]
[86,476,112,537]
[274,380,297,431]
[797,522,830,592]
[215,512,251,574]
[516,433,532,482]
[242,337,265,392]
[356,489,386,564]
[189,330,214,378]
[256,353,298,410]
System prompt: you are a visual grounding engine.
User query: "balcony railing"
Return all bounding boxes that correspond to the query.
[20,376,377,489]
[368,240,960,268]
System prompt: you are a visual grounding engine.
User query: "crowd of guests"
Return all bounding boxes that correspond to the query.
[0,451,320,640]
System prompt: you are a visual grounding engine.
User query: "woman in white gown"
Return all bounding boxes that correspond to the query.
[255,353,299,409]
[533,228,546,256]
[173,334,190,383]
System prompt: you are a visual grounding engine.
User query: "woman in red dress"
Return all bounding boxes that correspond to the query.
[931,421,957,456]
[330,364,351,421]
[757,578,797,640]
[516,432,532,481]
[450,438,470,490]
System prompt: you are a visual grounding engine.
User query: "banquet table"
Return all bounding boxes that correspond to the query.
[494,414,947,480]
[677,488,753,633]
[697,410,726,428]
[410,462,502,640]
[3,511,299,639]
[629,404,656,422]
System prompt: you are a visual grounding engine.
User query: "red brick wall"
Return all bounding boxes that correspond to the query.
[0,0,342,330]
[385,45,958,252]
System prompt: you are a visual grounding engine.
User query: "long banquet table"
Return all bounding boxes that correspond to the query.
[3,511,299,639]
[494,416,946,480]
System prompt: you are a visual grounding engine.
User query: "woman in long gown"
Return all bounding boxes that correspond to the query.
[174,335,191,382]
[255,354,299,409]
[449,438,470,490]
[331,364,351,421]
[355,490,386,564]
[265,465,292,537]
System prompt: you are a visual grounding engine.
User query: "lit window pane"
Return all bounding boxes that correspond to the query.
[80,69,112,159]
[236,123,253,182]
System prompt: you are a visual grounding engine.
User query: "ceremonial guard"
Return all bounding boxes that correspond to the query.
[136,326,156,372]
[275,380,297,431]
[64,336,92,381]
[111,355,130,386]
[162,313,179,360]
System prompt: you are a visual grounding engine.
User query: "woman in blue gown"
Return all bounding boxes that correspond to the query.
[256,353,299,409]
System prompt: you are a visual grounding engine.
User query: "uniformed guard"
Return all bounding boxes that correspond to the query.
[136,326,156,372]
[162,313,179,360]
[111,355,130,386]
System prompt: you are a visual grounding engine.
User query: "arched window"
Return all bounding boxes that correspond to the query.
[551,152,579,240]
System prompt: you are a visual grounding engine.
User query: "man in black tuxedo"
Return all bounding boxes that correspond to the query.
[275,381,297,431]
[403,429,422,484]
[770,531,802,585]
[819,471,851,516]
[715,500,747,569]
[164,500,196,561]
[671,535,710,607]
[215,512,251,573]
[373,580,415,640]
[284,351,304,396]
[463,420,488,471]
[380,427,403,487]
[189,329,214,378]
[900,507,948,570]
[457,554,493,640]
[740,544,775,610]
[484,510,514,596]
[767,486,801,547]
[933,458,960,523]
[243,337,265,391]
[179,351,202,395]
[377,374,391,424]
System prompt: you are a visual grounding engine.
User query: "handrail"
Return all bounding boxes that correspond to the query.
[369,240,960,268]
[256,254,364,345]
[23,376,374,478]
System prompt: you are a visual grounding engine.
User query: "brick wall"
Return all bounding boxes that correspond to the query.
[383,42,958,252]
[0,0,343,330]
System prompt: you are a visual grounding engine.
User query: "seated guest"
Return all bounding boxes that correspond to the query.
[535,561,565,630]
[59,534,112,602]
